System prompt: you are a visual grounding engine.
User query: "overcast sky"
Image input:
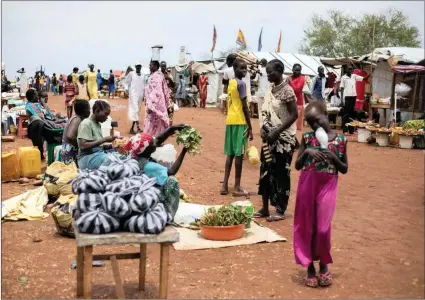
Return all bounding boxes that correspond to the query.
[2,1,424,76]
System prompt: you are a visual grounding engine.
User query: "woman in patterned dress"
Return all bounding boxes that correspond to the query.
[144,61,171,136]
[161,62,176,125]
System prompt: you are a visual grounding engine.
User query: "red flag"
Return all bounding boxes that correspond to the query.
[211,25,217,53]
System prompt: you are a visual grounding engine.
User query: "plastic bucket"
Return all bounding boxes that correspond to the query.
[399,135,414,149]
[357,128,370,143]
[376,132,389,147]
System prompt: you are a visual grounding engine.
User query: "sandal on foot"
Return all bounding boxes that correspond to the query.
[304,276,319,288]
[253,210,270,218]
[220,188,229,196]
[232,189,250,197]
[318,271,332,286]
[266,213,285,222]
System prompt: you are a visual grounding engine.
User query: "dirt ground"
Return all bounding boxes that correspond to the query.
[1,94,424,299]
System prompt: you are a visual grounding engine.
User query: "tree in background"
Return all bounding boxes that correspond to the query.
[300,9,421,57]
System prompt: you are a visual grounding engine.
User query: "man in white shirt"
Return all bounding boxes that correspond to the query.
[340,65,369,134]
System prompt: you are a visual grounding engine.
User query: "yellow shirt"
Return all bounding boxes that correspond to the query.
[226,79,247,125]
[39,76,45,85]
[72,73,79,86]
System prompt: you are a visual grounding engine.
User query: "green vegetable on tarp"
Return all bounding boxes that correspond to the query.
[176,127,202,155]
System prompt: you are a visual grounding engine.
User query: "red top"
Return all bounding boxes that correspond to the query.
[353,69,367,101]
[288,75,305,106]
[327,72,337,88]
[64,83,76,104]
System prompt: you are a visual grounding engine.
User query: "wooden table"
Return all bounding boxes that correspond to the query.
[371,103,391,126]
[73,223,179,299]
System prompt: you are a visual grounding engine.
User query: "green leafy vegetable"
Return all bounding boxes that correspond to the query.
[195,204,252,227]
[176,127,202,155]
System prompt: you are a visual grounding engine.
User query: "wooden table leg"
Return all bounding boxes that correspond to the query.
[76,247,84,298]
[83,246,93,299]
[139,244,147,291]
[159,243,171,299]
[110,255,125,299]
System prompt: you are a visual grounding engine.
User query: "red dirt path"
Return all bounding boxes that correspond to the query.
[1,94,424,298]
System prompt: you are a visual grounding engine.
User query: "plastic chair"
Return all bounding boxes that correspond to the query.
[45,128,64,166]
[17,115,29,138]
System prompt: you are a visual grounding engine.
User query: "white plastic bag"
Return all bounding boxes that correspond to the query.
[315,127,329,149]
[173,103,179,112]
[395,83,411,97]
[150,144,177,168]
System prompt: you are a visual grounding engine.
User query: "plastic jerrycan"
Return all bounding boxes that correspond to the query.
[18,147,41,178]
[2,152,20,182]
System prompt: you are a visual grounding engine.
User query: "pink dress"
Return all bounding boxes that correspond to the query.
[144,71,171,136]
[293,132,346,267]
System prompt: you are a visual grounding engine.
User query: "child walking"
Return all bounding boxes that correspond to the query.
[293,102,348,288]
[220,59,253,196]
[76,75,89,100]
[64,75,76,118]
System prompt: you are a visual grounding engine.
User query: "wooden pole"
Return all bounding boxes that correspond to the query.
[412,72,419,119]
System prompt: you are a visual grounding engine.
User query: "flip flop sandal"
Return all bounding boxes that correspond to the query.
[232,190,250,198]
[266,214,285,222]
[220,189,229,196]
[318,271,332,287]
[253,211,270,218]
[304,276,319,288]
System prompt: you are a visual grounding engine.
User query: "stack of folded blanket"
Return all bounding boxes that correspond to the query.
[72,158,171,234]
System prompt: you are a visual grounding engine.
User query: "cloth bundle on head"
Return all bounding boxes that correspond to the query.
[105,175,144,194]
[72,170,110,194]
[100,156,140,181]
[76,209,120,234]
[124,133,153,159]
[129,175,160,213]
[124,203,171,234]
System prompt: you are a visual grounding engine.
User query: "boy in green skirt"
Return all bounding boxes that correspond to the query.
[220,59,253,196]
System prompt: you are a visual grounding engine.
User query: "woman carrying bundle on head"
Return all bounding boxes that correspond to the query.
[124,123,190,218]
[77,100,123,170]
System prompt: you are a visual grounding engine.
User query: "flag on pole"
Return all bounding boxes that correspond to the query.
[258,27,263,51]
[276,30,282,52]
[236,29,247,50]
[211,25,217,53]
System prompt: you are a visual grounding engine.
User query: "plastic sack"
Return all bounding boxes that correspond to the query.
[395,83,412,97]
[44,162,78,197]
[315,127,329,149]
[173,103,180,112]
[51,194,78,238]
[150,144,177,168]
[246,146,260,165]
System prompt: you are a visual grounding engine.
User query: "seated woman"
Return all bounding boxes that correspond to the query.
[124,124,189,218]
[25,88,45,118]
[61,100,91,165]
[77,100,122,170]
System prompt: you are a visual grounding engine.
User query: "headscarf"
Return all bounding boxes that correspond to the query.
[124,133,153,158]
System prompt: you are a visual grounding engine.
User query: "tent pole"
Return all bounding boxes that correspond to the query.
[412,72,419,119]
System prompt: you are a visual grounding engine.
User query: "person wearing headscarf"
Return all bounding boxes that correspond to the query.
[144,60,171,136]
[85,64,98,99]
[124,124,189,218]
[125,62,146,134]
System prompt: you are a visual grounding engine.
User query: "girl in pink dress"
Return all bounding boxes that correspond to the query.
[293,102,348,288]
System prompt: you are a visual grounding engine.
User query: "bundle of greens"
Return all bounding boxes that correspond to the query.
[192,204,252,227]
[176,127,202,155]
